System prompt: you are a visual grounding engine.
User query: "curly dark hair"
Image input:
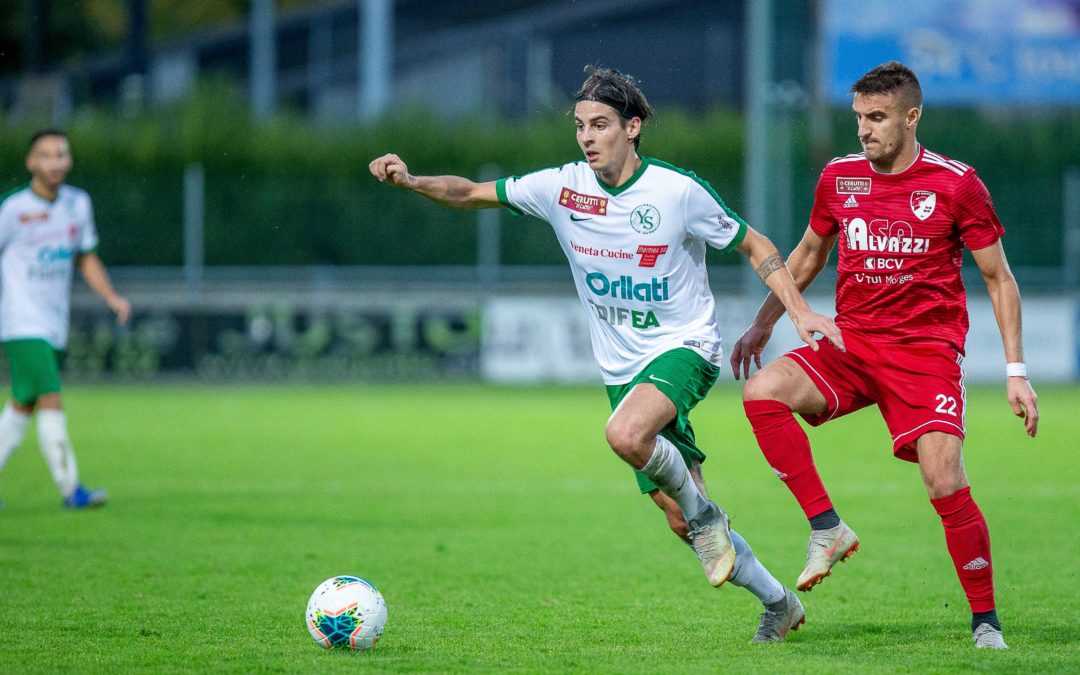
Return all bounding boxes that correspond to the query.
[574,65,653,149]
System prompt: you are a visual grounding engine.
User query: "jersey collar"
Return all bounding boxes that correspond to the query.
[594,155,650,196]
[28,182,62,205]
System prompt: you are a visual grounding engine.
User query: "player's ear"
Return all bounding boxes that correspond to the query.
[626,116,642,144]
[906,106,921,128]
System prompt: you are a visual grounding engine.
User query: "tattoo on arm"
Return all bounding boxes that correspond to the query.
[756,254,785,282]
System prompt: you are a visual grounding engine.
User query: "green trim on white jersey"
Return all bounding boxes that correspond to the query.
[594,156,651,196]
[0,184,100,349]
[498,163,582,217]
[645,156,749,251]
[500,157,745,384]
[495,178,523,216]
[0,183,28,207]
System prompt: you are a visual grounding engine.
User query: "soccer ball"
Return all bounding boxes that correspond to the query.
[305,576,387,650]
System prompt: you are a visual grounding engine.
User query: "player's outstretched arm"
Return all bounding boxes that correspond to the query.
[369,153,501,210]
[76,252,130,326]
[734,227,844,359]
[971,241,1039,437]
[730,226,837,379]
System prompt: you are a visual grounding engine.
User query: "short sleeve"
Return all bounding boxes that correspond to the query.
[684,179,747,252]
[808,172,838,237]
[954,170,1004,251]
[0,198,17,251]
[77,192,100,253]
[496,167,564,222]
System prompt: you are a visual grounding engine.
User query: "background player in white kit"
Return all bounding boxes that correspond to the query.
[0,130,130,508]
[370,67,844,642]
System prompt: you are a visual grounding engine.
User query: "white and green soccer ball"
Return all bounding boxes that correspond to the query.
[305,576,387,650]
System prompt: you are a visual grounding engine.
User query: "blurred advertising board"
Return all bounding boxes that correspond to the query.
[9,294,1075,384]
[481,297,600,384]
[53,302,480,381]
[964,295,1077,381]
[822,0,1080,105]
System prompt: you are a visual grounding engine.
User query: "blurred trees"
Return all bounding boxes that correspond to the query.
[0,0,325,75]
[1,77,1074,270]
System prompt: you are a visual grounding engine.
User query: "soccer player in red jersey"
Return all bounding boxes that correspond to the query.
[730,61,1039,650]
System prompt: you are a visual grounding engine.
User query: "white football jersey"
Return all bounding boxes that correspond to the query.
[0,184,99,348]
[497,156,746,384]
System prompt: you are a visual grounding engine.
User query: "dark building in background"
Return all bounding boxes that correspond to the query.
[2,0,817,122]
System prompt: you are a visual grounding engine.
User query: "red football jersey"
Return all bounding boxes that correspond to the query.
[809,145,1004,353]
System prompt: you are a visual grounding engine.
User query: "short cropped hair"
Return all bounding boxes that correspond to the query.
[574,66,653,149]
[850,61,923,111]
[29,128,68,151]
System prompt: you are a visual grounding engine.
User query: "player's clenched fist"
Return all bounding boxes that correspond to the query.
[369,154,412,188]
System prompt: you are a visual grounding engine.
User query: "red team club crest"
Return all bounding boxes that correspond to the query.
[560,188,608,215]
[910,191,937,220]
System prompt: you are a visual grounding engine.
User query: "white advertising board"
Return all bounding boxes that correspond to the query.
[482,294,1078,384]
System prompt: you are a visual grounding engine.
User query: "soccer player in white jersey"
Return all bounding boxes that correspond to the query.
[0,130,130,509]
[370,66,844,642]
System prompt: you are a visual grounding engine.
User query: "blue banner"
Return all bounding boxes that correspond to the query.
[823,0,1080,105]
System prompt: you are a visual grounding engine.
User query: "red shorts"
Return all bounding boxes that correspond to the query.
[784,330,967,462]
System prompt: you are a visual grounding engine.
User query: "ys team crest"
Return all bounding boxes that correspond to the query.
[630,204,660,234]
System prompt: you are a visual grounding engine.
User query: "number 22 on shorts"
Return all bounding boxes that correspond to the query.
[934,394,958,416]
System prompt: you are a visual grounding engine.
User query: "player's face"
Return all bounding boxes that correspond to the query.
[574,101,638,178]
[26,135,73,191]
[852,92,916,169]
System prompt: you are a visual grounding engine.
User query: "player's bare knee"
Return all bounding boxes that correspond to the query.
[741,369,785,402]
[37,392,62,410]
[925,476,969,500]
[921,463,968,499]
[604,420,647,464]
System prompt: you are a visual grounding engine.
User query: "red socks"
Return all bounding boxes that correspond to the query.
[743,399,832,519]
[743,400,996,614]
[931,487,995,613]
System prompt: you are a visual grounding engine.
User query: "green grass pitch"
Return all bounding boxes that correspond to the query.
[0,383,1077,673]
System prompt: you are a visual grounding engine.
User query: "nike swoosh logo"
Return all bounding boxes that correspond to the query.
[569,214,592,221]
[648,374,673,386]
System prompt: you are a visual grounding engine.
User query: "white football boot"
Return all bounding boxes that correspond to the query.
[973,623,1009,649]
[796,520,860,591]
[751,588,806,643]
[686,501,736,587]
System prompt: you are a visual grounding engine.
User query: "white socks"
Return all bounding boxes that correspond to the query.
[728,530,786,605]
[641,434,787,606]
[0,403,30,471]
[36,409,79,497]
[640,436,709,518]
